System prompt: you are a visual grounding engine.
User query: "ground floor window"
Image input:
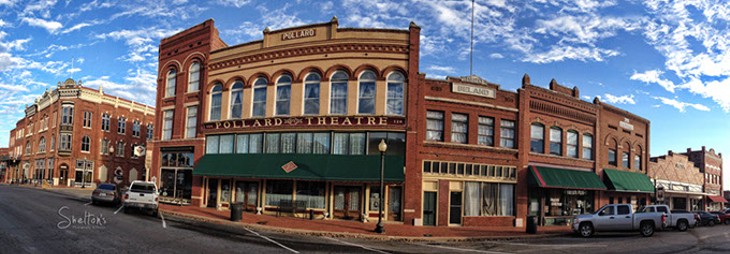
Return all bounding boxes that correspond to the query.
[265,180,293,206]
[296,181,326,209]
[463,182,514,216]
[160,169,193,203]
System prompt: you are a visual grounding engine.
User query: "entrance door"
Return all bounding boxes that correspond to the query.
[207,179,218,208]
[235,181,258,212]
[334,186,361,220]
[423,191,437,226]
[449,191,463,224]
[388,186,402,221]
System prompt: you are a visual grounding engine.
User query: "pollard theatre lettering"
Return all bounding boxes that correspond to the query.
[281,29,316,40]
[205,116,405,130]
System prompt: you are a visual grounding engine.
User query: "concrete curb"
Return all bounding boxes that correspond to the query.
[161,209,572,242]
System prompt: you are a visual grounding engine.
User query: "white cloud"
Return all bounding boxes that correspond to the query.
[22,0,58,18]
[630,70,678,93]
[62,22,93,34]
[599,93,635,104]
[215,0,252,8]
[653,96,710,112]
[428,65,456,73]
[66,68,81,74]
[489,53,504,59]
[0,83,29,92]
[527,45,619,63]
[0,38,31,51]
[21,17,63,34]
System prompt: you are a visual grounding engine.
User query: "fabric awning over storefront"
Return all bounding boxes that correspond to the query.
[602,168,655,193]
[708,195,728,203]
[529,165,607,190]
[193,154,404,182]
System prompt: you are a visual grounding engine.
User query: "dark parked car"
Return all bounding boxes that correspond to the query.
[694,211,720,226]
[92,183,122,205]
[710,211,730,225]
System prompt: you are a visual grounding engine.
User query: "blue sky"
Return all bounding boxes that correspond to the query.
[0,0,728,188]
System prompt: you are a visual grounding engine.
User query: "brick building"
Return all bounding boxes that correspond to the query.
[649,151,705,211]
[0,148,8,183]
[4,78,155,188]
[683,146,725,210]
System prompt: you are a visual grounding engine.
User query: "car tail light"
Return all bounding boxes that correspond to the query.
[155,197,158,202]
[124,194,129,200]
[662,213,667,225]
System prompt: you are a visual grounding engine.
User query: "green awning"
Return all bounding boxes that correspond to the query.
[529,165,607,190]
[193,154,404,182]
[603,168,655,193]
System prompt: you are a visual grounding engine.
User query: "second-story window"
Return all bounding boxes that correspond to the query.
[186,106,197,138]
[276,74,292,116]
[303,73,320,115]
[330,71,348,115]
[188,61,200,92]
[386,71,405,115]
[101,139,109,155]
[61,105,74,126]
[38,137,46,153]
[451,113,468,144]
[165,69,176,97]
[60,133,72,151]
[358,71,376,114]
[622,151,630,168]
[608,149,617,166]
[83,111,92,128]
[162,110,173,140]
[132,120,141,137]
[230,81,244,119]
[50,135,55,151]
[426,111,444,141]
[500,120,516,148]
[549,127,562,156]
[25,141,30,154]
[567,130,578,158]
[478,116,494,146]
[210,83,222,121]
[634,154,642,171]
[81,136,90,152]
[147,123,153,140]
[252,77,268,117]
[117,142,125,157]
[117,117,126,135]
[582,134,593,160]
[101,113,110,131]
[530,123,544,153]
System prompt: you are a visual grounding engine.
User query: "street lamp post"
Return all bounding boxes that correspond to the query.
[374,139,387,234]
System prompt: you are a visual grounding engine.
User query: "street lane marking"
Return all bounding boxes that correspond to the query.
[324,237,390,254]
[83,202,93,206]
[504,242,607,248]
[113,206,124,215]
[160,212,167,228]
[242,227,299,253]
[419,244,509,254]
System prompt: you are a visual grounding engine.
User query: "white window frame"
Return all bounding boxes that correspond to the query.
[275,74,292,116]
[303,72,320,115]
[357,71,377,115]
[188,61,200,93]
[165,69,176,97]
[386,71,405,115]
[209,84,223,121]
[252,77,268,117]
[162,110,173,141]
[229,81,244,119]
[185,106,197,139]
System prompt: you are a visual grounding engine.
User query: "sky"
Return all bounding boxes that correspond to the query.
[0,0,728,189]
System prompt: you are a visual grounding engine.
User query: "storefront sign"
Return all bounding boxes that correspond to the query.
[281,161,298,173]
[619,118,634,131]
[204,116,406,131]
[452,82,496,98]
[281,29,316,40]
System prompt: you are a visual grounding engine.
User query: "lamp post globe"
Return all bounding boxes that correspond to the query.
[375,139,387,233]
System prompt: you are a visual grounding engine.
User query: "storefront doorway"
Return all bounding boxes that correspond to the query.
[207,179,218,208]
[449,191,463,224]
[388,186,402,221]
[423,191,437,226]
[235,181,258,212]
[334,186,361,220]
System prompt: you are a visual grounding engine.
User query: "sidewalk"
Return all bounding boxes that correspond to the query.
[160,203,573,241]
[3,183,94,198]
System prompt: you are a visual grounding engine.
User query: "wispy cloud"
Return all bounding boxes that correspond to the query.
[630,69,678,93]
[653,96,710,112]
[21,17,63,34]
[428,65,456,74]
[599,93,635,105]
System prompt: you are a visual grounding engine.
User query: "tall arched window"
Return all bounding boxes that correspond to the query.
[188,62,200,92]
[358,70,376,114]
[386,71,405,115]
[330,71,348,115]
[252,77,268,117]
[567,130,578,158]
[622,142,631,168]
[303,72,320,115]
[530,123,544,153]
[165,69,176,97]
[549,127,562,156]
[582,134,593,160]
[209,83,222,121]
[81,136,90,152]
[50,135,55,151]
[634,145,643,171]
[275,74,292,116]
[38,137,46,153]
[230,80,244,119]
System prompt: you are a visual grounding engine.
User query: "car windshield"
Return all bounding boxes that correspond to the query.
[98,184,116,190]
[131,183,156,193]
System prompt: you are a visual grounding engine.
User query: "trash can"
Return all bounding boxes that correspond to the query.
[526,216,537,234]
[230,202,243,222]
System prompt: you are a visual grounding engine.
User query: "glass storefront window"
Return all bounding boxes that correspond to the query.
[546,189,594,217]
[369,185,381,211]
[463,182,514,216]
[220,180,231,203]
[249,134,263,153]
[296,181,325,209]
[265,180,292,206]
[236,134,249,154]
[219,135,234,154]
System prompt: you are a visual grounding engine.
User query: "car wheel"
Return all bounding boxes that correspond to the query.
[640,222,655,237]
[708,220,715,227]
[677,220,688,232]
[152,209,159,217]
[123,206,129,214]
[578,222,593,238]
[725,219,730,225]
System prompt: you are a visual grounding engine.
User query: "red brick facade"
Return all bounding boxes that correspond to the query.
[683,146,724,210]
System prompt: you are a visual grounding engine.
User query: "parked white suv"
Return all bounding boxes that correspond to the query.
[123,180,159,216]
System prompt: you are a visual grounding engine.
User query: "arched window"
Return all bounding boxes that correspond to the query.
[209,83,222,121]
[252,77,268,117]
[330,71,348,114]
[275,74,292,116]
[303,72,320,115]
[622,142,631,168]
[530,123,544,153]
[549,127,562,156]
[188,62,200,92]
[165,69,176,97]
[634,146,643,171]
[567,130,578,158]
[582,134,593,160]
[386,71,405,115]
[230,80,244,119]
[607,138,617,166]
[39,137,46,153]
[358,70,376,114]
[81,136,90,152]
[25,141,30,154]
[50,135,55,151]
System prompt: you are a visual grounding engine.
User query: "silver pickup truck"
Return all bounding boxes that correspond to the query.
[572,204,666,237]
[639,205,695,231]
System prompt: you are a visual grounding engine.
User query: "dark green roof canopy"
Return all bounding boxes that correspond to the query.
[194,154,404,182]
[529,165,607,190]
[603,168,655,193]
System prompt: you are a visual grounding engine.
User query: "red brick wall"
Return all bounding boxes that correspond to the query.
[463,216,514,227]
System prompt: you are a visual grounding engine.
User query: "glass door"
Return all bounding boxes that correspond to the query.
[334,186,361,220]
[207,178,218,208]
[449,191,462,224]
[388,186,402,221]
[423,191,437,226]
